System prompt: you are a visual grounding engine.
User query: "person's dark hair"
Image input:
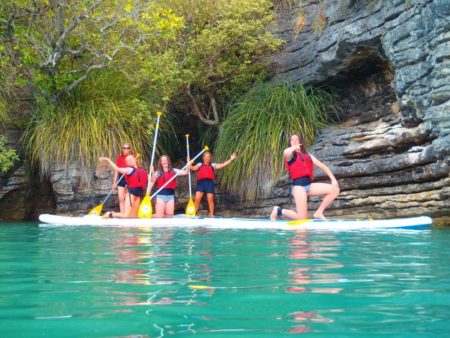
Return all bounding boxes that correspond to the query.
[157,155,172,173]
[289,134,307,153]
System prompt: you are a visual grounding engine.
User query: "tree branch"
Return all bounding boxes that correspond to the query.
[54,62,105,100]
[185,84,219,126]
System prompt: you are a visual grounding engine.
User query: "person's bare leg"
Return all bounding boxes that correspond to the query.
[104,192,138,218]
[206,193,214,216]
[154,198,166,218]
[194,191,204,214]
[118,186,126,213]
[270,187,308,220]
[164,199,175,218]
[129,195,141,218]
[308,183,339,220]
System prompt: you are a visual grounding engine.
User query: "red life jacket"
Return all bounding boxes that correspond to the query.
[125,167,148,189]
[198,163,215,180]
[156,170,176,190]
[116,155,128,168]
[284,151,314,180]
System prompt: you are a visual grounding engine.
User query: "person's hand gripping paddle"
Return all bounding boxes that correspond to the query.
[138,111,162,218]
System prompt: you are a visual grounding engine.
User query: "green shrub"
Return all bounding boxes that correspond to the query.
[22,71,173,181]
[0,135,19,172]
[215,82,336,201]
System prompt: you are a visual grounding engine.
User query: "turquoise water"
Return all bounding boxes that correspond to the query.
[1,223,449,337]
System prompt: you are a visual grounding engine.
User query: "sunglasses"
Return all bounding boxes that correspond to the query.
[122,147,130,149]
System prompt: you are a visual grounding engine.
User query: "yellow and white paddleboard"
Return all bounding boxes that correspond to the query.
[39,214,432,230]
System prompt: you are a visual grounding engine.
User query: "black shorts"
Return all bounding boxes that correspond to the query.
[292,176,311,193]
[117,178,127,188]
[196,179,214,194]
[128,187,143,197]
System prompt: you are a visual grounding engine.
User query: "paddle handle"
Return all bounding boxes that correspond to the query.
[186,134,192,200]
[150,146,208,199]
[148,111,162,188]
[101,173,125,205]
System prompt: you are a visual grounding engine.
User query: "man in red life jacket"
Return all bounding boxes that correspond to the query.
[190,150,237,216]
[99,155,147,218]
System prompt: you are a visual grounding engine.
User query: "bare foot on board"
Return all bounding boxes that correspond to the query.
[313,211,327,220]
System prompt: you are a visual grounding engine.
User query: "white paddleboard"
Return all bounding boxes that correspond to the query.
[38,214,432,230]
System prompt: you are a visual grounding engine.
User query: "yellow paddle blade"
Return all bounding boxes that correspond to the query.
[287,219,310,226]
[138,193,153,218]
[185,198,196,216]
[188,285,215,290]
[88,203,103,216]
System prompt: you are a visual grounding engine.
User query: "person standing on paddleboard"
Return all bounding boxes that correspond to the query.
[146,155,191,218]
[99,155,147,218]
[114,143,132,213]
[190,151,237,217]
[270,134,339,221]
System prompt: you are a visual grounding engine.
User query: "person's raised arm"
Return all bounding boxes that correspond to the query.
[190,159,201,172]
[215,153,237,170]
[99,157,129,175]
[311,156,339,187]
[178,159,194,176]
[145,166,158,194]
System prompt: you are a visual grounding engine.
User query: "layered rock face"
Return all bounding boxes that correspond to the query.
[222,0,450,224]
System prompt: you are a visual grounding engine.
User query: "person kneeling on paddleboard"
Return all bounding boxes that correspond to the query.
[190,151,237,217]
[146,155,191,218]
[270,134,339,221]
[99,155,147,218]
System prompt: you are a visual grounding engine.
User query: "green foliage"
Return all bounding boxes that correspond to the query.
[0,135,19,172]
[2,0,284,185]
[165,0,283,125]
[22,71,174,181]
[215,82,336,201]
[0,0,184,100]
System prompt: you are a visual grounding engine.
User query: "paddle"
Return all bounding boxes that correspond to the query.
[88,174,125,216]
[150,146,208,199]
[185,134,196,216]
[138,111,163,218]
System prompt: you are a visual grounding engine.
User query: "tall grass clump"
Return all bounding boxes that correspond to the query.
[22,71,173,182]
[215,82,336,201]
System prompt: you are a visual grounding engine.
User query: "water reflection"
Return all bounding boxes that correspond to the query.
[286,230,344,333]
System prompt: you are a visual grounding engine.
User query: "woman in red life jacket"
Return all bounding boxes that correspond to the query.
[270,134,339,220]
[99,155,147,218]
[190,151,237,216]
[146,155,190,218]
[113,143,132,213]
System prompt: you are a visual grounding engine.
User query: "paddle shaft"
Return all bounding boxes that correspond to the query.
[101,173,125,205]
[148,112,162,189]
[186,134,192,200]
[150,147,207,199]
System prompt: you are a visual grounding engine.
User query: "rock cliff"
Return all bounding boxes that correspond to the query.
[222,0,449,224]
